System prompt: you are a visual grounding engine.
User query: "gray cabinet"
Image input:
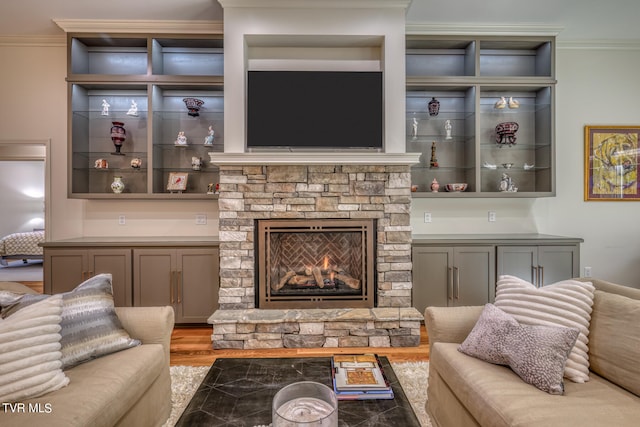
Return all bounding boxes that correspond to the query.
[497,245,579,286]
[43,239,219,323]
[412,245,495,314]
[133,247,219,323]
[44,248,132,306]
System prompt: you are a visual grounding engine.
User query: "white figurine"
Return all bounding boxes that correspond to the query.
[483,161,497,170]
[445,120,452,140]
[508,97,520,109]
[101,99,110,116]
[204,126,215,145]
[411,118,418,139]
[494,96,507,109]
[524,163,535,170]
[175,131,187,146]
[127,100,138,116]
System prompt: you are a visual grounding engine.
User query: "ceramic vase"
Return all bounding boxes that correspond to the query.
[428,97,440,116]
[110,121,126,155]
[430,178,440,192]
[111,176,125,194]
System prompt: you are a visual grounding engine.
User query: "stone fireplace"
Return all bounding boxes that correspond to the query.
[257,218,376,309]
[208,0,422,349]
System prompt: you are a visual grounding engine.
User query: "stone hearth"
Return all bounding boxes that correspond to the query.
[208,164,423,349]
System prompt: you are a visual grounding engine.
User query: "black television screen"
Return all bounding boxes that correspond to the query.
[247,71,383,150]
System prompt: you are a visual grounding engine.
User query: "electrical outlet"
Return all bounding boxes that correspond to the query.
[584,266,592,277]
[195,214,207,225]
[424,212,432,223]
[118,215,126,225]
[488,211,496,222]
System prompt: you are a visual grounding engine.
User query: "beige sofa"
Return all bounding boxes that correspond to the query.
[424,278,640,427]
[0,282,174,427]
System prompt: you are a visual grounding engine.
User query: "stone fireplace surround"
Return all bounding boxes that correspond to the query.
[208,163,423,349]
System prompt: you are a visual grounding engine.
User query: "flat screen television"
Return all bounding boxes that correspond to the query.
[247,70,383,150]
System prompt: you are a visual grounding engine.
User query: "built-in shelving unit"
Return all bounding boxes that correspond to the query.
[67,34,224,199]
[406,36,556,197]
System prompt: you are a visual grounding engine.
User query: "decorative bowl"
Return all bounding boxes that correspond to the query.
[445,183,468,192]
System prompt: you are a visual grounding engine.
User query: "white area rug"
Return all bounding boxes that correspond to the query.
[164,361,431,427]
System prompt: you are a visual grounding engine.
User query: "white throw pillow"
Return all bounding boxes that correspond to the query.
[494,275,595,383]
[0,294,69,402]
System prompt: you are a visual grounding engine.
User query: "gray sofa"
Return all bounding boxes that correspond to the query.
[0,282,174,427]
[424,278,640,427]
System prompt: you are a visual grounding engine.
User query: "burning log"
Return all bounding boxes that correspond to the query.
[272,266,362,291]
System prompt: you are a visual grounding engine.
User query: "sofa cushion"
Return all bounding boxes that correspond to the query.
[432,342,640,427]
[495,275,595,383]
[459,304,578,394]
[588,290,640,397]
[0,274,140,369]
[0,294,69,402]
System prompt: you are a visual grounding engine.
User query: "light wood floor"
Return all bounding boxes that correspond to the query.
[170,325,430,366]
[15,282,429,366]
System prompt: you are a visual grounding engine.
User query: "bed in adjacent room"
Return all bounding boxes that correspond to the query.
[0,230,44,265]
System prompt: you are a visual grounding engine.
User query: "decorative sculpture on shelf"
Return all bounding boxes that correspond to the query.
[499,173,518,192]
[411,118,418,140]
[110,121,126,155]
[430,178,440,192]
[101,99,110,116]
[126,100,138,117]
[428,97,440,116]
[494,96,507,109]
[175,131,188,146]
[508,97,520,109]
[495,121,519,147]
[429,141,439,168]
[204,126,215,145]
[445,120,452,140]
[183,98,204,117]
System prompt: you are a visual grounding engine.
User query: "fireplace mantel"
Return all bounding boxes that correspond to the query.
[209,151,421,165]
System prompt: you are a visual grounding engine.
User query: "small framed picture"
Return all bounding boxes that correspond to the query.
[167,172,188,192]
[584,125,639,201]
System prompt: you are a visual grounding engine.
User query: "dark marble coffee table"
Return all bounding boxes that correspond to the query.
[175,356,421,426]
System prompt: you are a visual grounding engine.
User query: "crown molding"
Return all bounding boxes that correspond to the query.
[218,0,412,9]
[557,39,640,50]
[0,35,66,47]
[405,23,564,37]
[53,19,223,35]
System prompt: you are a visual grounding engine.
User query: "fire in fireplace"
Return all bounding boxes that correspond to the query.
[256,219,376,309]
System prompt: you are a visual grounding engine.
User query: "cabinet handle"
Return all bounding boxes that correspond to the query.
[538,266,544,287]
[177,271,182,304]
[532,266,538,287]
[454,266,460,300]
[88,271,94,278]
[170,271,175,304]
[448,267,453,300]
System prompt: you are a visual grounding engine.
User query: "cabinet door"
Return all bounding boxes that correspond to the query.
[175,248,219,323]
[88,249,132,307]
[412,246,454,312]
[44,249,87,294]
[497,246,538,283]
[454,246,495,306]
[133,249,175,307]
[538,246,579,285]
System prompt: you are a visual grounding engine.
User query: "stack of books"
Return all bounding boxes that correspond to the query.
[330,354,394,400]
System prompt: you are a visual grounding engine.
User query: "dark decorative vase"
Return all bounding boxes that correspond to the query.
[495,121,519,147]
[110,121,126,155]
[183,97,205,117]
[428,97,440,116]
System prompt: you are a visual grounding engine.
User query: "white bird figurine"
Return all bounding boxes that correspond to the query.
[508,97,520,109]
[494,97,507,109]
[524,163,535,170]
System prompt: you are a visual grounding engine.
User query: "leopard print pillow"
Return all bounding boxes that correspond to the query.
[459,303,579,395]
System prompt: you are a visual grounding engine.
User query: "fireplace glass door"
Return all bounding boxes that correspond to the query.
[257,219,375,309]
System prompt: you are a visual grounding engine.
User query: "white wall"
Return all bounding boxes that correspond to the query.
[0,160,45,236]
[1,38,639,287]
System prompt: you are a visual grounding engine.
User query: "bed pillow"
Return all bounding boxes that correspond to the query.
[0,274,140,369]
[0,294,70,402]
[494,275,595,383]
[459,303,579,395]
